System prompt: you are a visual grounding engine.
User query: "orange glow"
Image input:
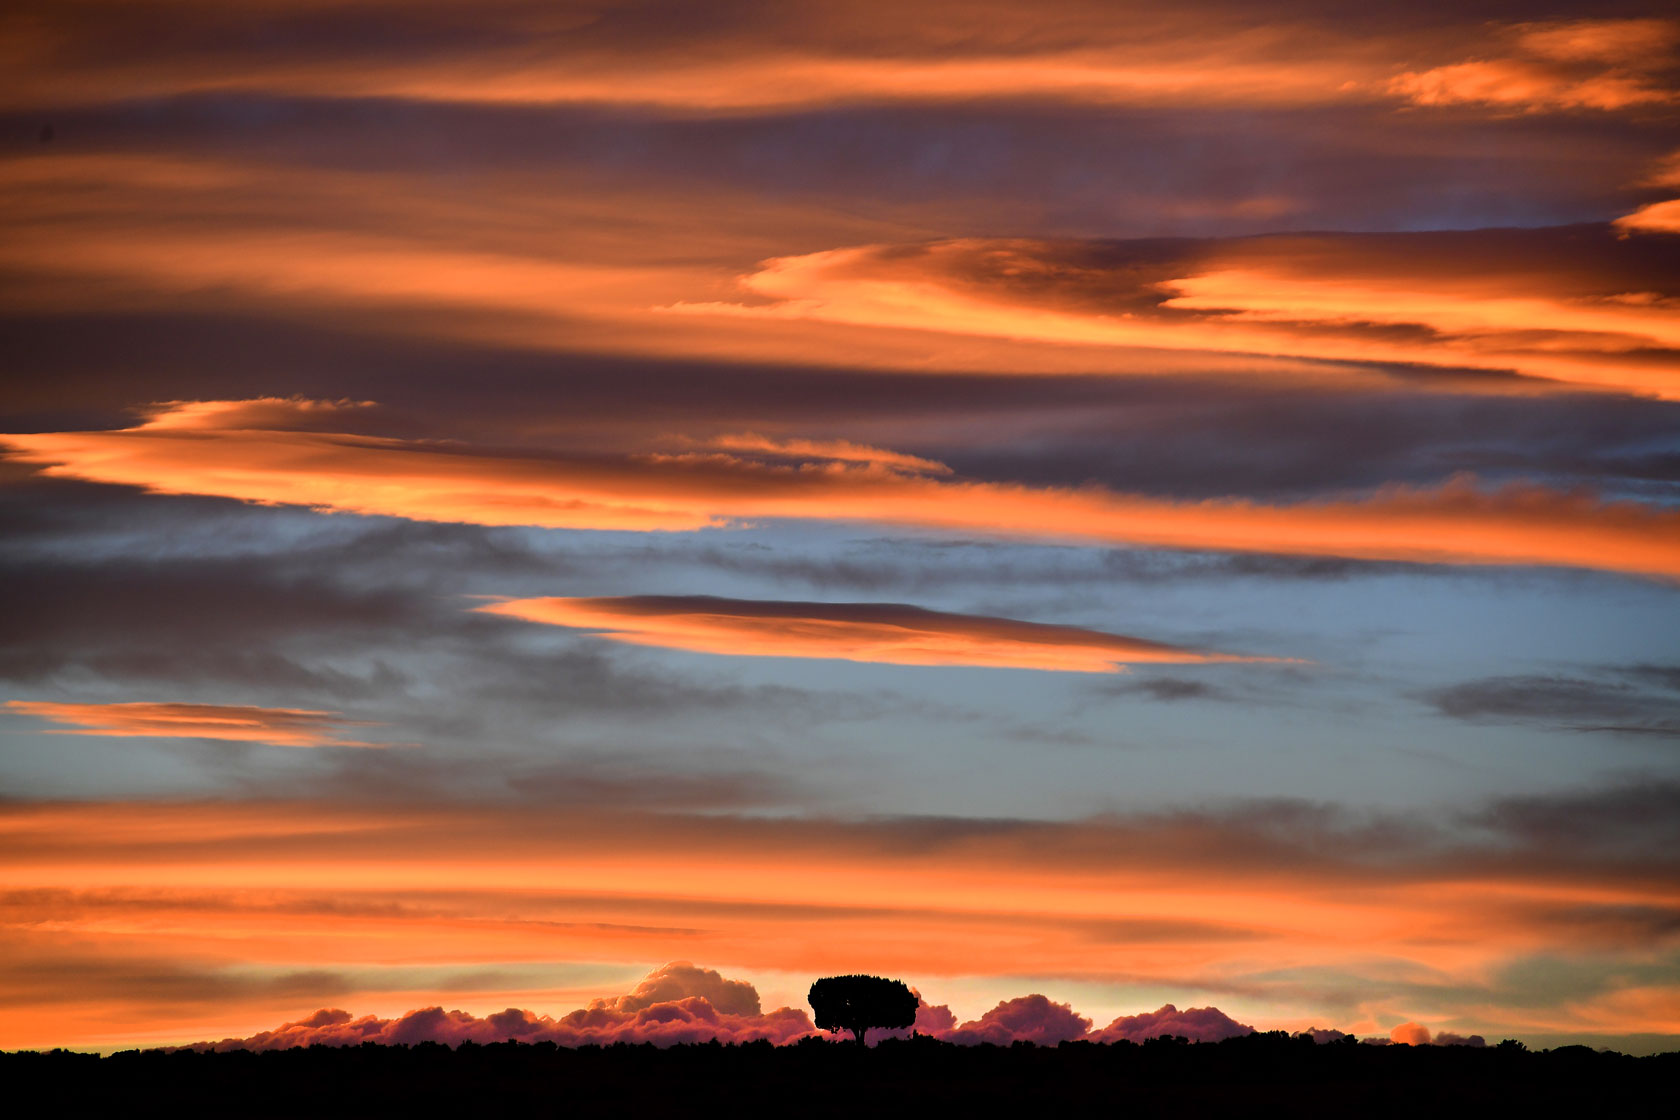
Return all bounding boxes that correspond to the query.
[1616,199,1680,236]
[0,7,1395,114]
[5,7,1671,117]
[705,238,1680,400]
[700,434,952,475]
[1387,18,1678,111]
[12,153,1672,394]
[4,400,1677,579]
[478,595,1281,672]
[1,799,1675,1050]
[4,701,387,748]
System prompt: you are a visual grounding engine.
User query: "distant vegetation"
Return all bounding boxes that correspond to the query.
[4,1033,1672,1116]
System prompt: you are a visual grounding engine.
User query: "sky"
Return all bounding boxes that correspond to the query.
[1,0,1677,1055]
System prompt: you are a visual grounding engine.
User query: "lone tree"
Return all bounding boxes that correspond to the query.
[808,975,918,1047]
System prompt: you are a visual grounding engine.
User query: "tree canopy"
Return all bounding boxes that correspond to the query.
[808,975,918,1047]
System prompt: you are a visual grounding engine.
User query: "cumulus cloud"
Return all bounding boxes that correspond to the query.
[6,400,1678,579]
[1436,1031,1487,1047]
[185,965,1276,1053]
[1294,1027,1353,1043]
[195,962,814,1051]
[1389,1021,1432,1045]
[940,994,1093,1046]
[603,961,761,1017]
[870,995,1253,1047]
[4,700,387,748]
[1093,1003,1255,1044]
[478,594,1279,673]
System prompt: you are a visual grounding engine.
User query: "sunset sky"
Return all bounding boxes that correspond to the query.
[2,0,1678,1055]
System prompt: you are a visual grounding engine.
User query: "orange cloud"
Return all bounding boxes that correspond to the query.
[4,153,1210,380]
[1615,199,1680,236]
[5,400,1678,579]
[1,795,1675,1050]
[478,595,1279,673]
[1389,1020,1432,1045]
[7,5,1672,121]
[696,235,1680,400]
[4,701,386,748]
[11,152,1670,390]
[0,4,1398,114]
[699,434,951,475]
[1388,18,1678,112]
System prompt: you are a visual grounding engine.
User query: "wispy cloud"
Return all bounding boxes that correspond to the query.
[6,400,1677,578]
[479,594,1280,673]
[1389,19,1679,113]
[8,5,1672,118]
[1423,672,1680,736]
[4,700,387,747]
[692,231,1680,400]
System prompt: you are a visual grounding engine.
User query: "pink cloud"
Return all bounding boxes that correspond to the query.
[1294,1027,1353,1043]
[1435,1031,1487,1047]
[936,994,1093,1046]
[188,962,1271,1053]
[195,962,816,1051]
[1093,1003,1255,1044]
[870,994,960,1044]
[602,961,762,1017]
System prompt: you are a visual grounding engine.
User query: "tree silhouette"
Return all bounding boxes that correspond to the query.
[808,975,918,1047]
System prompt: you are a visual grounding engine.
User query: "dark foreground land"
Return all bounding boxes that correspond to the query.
[6,1033,1673,1118]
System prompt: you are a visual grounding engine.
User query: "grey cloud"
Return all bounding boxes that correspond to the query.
[1424,674,1680,736]
[0,949,355,1008]
[249,745,810,810]
[1094,677,1225,702]
[1470,780,1680,858]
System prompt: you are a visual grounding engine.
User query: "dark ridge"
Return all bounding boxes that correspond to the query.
[4,1032,1672,1117]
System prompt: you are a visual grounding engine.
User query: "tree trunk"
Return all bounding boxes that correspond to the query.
[853,1025,868,1047]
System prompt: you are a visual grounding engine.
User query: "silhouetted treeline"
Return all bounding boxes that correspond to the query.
[5,1031,1672,1117]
